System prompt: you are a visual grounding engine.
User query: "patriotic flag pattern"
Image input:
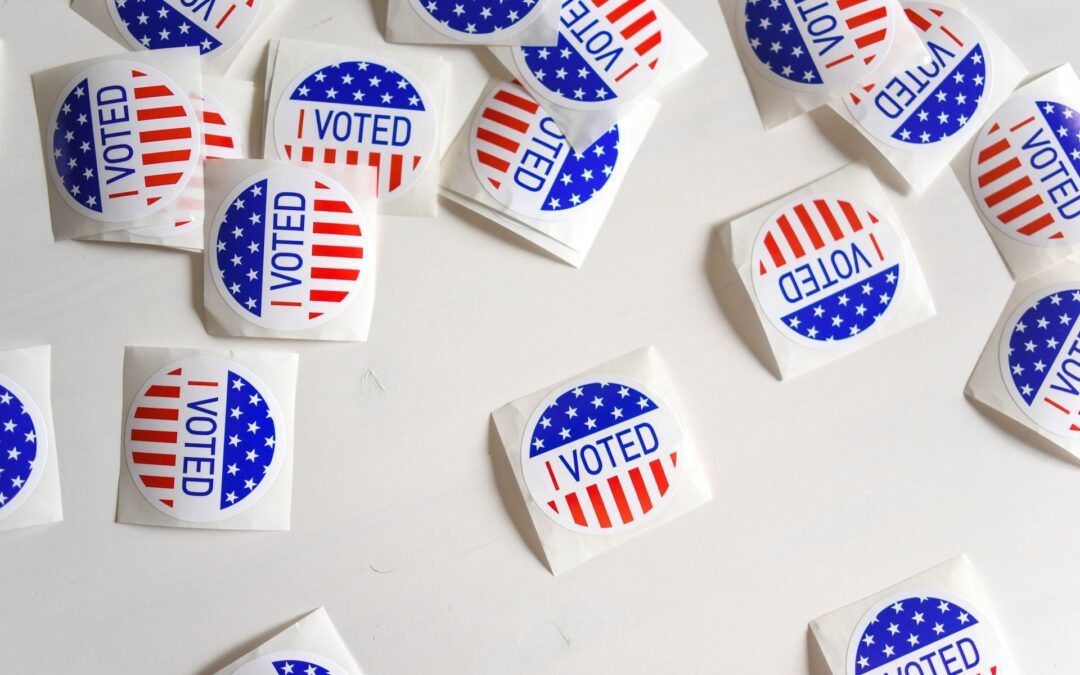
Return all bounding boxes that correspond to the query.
[0,378,44,517]
[971,98,1080,244]
[741,0,893,89]
[753,197,903,344]
[1001,287,1080,436]
[126,358,280,520]
[412,0,540,36]
[523,380,683,533]
[518,0,665,106]
[273,660,331,675]
[51,61,200,222]
[276,60,434,201]
[212,167,367,331]
[109,0,261,55]
[470,82,620,219]
[846,4,987,147]
[852,596,996,675]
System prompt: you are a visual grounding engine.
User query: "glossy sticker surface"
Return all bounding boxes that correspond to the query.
[0,374,48,521]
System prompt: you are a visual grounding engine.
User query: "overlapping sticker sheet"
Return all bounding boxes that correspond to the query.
[202,159,379,341]
[809,556,1017,675]
[262,38,449,218]
[116,345,298,530]
[723,163,936,379]
[492,345,712,575]
[385,0,561,46]
[440,79,658,266]
[214,608,365,675]
[0,346,62,532]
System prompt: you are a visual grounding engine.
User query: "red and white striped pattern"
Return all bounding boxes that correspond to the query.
[544,451,679,529]
[295,180,365,321]
[828,0,893,70]
[973,118,1063,240]
[757,198,884,276]
[168,92,244,231]
[588,0,664,78]
[472,83,541,191]
[848,5,953,106]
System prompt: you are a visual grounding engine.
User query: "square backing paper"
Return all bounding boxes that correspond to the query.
[214,607,366,675]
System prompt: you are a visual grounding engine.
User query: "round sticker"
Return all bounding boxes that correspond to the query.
[407,0,545,42]
[124,356,286,522]
[209,166,370,331]
[846,592,1006,675]
[470,81,620,220]
[49,60,200,223]
[971,96,1080,245]
[0,374,48,521]
[737,0,897,92]
[234,652,350,675]
[521,377,684,535]
[107,0,263,56]
[273,58,436,203]
[999,284,1080,438]
[752,195,906,348]
[513,0,667,110]
[844,3,991,150]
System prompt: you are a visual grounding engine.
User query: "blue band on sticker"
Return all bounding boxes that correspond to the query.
[853,596,986,674]
[274,661,330,675]
[0,382,41,515]
[779,263,900,341]
[414,0,540,35]
[108,0,262,55]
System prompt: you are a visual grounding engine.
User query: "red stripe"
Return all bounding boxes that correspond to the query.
[566,492,588,526]
[144,173,183,187]
[649,458,669,496]
[389,154,403,192]
[134,85,172,99]
[978,157,1022,188]
[586,484,612,528]
[836,0,868,8]
[310,289,349,303]
[815,200,844,240]
[793,204,825,250]
[985,176,1033,207]
[186,381,218,387]
[346,150,359,165]
[302,146,314,162]
[607,476,634,524]
[135,407,178,421]
[493,88,540,114]
[132,452,176,466]
[476,127,520,153]
[904,7,931,31]
[271,301,302,307]
[763,231,786,268]
[130,429,178,444]
[855,29,887,49]
[977,139,1011,164]
[869,232,884,261]
[839,201,864,232]
[776,214,806,259]
[109,190,138,199]
[477,150,511,173]
[142,150,191,166]
[606,0,644,23]
[311,267,360,281]
[312,245,363,259]
[620,10,656,38]
[202,111,226,126]
[635,31,662,56]
[368,152,381,191]
[847,6,886,29]
[140,475,175,489]
[313,222,361,236]
[139,127,192,143]
[137,106,187,121]
[482,107,530,134]
[1017,213,1056,236]
[205,134,235,149]
[999,195,1044,223]
[629,467,653,513]
[146,385,180,398]
[314,199,352,213]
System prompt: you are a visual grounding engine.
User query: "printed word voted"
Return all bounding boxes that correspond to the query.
[874,637,982,675]
[513,117,567,193]
[554,421,660,484]
[1019,124,1080,221]
[310,107,412,147]
[180,395,221,497]
[777,241,874,304]
[873,42,958,120]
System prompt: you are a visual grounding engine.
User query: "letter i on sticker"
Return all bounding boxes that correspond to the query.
[737,0,896,92]
[751,196,907,347]
[209,165,369,331]
[125,356,286,522]
[50,60,201,222]
[1000,284,1080,437]
[107,0,263,56]
[846,592,1007,675]
[0,374,49,520]
[971,96,1080,244]
[521,378,684,534]
[845,3,991,149]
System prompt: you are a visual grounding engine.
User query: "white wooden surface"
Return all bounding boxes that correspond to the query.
[1,0,1078,672]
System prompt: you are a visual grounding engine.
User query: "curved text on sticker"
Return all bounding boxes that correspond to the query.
[109,0,263,55]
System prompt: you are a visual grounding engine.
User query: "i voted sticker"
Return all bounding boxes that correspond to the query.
[470,81,619,220]
[521,377,684,535]
[845,3,991,149]
[125,356,286,522]
[234,652,350,675]
[999,284,1080,437]
[752,196,906,347]
[971,97,1080,245]
[210,165,369,331]
[514,0,667,110]
[273,58,436,202]
[50,60,200,222]
[737,0,896,92]
[107,0,262,56]
[0,374,48,521]
[847,592,1006,675]
[408,0,545,42]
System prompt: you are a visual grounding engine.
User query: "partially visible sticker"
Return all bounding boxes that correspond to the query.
[0,374,48,521]
[514,0,667,110]
[273,58,436,202]
[470,81,620,220]
[844,3,991,149]
[971,96,1080,245]
[846,591,1006,675]
[234,651,350,675]
[125,356,286,522]
[209,165,369,331]
[521,377,684,535]
[752,195,906,348]
[49,60,201,222]
[999,284,1080,438]
[737,0,897,93]
[107,0,263,56]
[407,0,545,42]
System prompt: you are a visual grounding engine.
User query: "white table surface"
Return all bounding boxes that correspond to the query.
[1,0,1078,673]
